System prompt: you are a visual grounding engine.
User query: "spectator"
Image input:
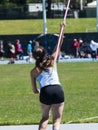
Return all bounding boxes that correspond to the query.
[8,42,15,64]
[0,40,5,60]
[27,40,33,62]
[78,38,84,58]
[90,40,98,60]
[19,43,24,60]
[72,39,79,58]
[34,41,40,48]
[15,39,23,60]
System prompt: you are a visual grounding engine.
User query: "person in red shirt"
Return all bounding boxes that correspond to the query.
[72,39,79,58]
[15,39,23,60]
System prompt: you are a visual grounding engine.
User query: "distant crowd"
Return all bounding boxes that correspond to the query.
[59,38,98,61]
[0,38,98,64]
[0,39,39,64]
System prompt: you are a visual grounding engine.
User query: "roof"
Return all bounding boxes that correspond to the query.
[87,1,96,7]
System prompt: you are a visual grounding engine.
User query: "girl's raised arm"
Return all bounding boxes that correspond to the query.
[52,22,65,61]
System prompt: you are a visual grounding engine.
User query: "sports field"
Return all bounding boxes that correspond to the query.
[0,62,98,125]
[0,17,98,129]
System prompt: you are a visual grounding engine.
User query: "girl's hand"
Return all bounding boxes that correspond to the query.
[60,21,65,28]
[33,89,40,94]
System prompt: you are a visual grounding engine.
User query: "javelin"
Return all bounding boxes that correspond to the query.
[54,0,71,61]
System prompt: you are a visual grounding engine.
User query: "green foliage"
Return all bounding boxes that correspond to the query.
[0,62,98,125]
[9,0,26,5]
[0,0,87,9]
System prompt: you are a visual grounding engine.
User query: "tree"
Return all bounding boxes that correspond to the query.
[0,0,10,5]
[9,0,26,5]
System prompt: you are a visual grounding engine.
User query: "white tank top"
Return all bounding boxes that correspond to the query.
[36,64,60,89]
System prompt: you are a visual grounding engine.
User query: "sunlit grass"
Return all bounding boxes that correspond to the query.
[0,18,96,35]
[0,62,98,125]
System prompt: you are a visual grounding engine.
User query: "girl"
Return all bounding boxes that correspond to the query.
[30,22,65,130]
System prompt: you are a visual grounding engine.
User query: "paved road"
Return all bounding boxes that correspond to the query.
[0,123,98,130]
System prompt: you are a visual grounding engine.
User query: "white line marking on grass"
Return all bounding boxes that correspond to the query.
[79,116,98,121]
[66,116,98,124]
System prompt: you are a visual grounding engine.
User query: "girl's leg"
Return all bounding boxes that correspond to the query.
[38,103,51,130]
[51,102,64,130]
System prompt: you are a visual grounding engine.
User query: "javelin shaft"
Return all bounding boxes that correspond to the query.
[63,0,71,24]
[54,0,71,61]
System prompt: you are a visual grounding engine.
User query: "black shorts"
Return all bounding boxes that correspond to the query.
[40,85,65,105]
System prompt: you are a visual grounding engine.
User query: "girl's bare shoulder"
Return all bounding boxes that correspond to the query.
[30,67,42,78]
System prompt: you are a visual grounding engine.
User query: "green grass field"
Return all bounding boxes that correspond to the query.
[0,18,98,125]
[0,18,97,34]
[0,62,98,125]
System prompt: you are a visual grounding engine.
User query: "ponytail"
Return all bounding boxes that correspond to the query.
[33,46,54,71]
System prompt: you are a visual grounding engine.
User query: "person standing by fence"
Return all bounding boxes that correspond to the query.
[0,40,5,60]
[8,42,15,64]
[26,40,33,63]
